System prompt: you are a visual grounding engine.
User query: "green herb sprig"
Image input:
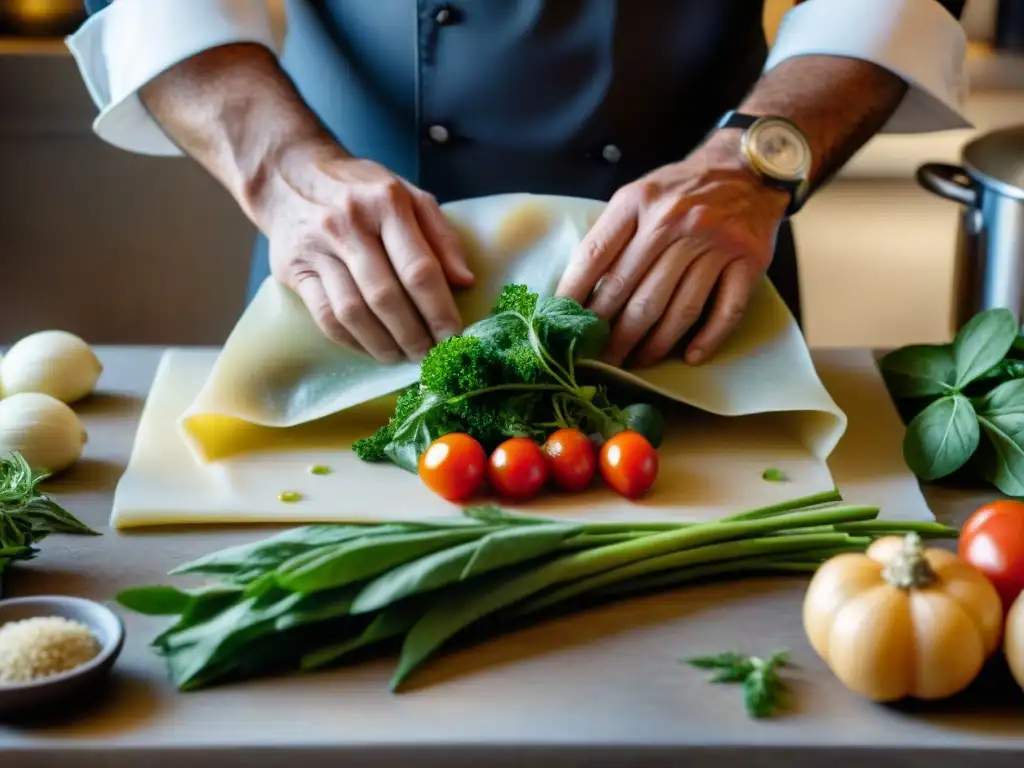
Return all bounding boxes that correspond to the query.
[880,308,1024,494]
[684,649,791,718]
[0,450,99,595]
[116,490,957,694]
[352,284,664,471]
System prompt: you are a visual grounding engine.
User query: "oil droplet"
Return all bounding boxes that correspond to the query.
[278,491,303,503]
[309,465,332,476]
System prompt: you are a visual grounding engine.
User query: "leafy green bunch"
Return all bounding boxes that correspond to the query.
[353,284,663,471]
[880,307,1024,494]
[115,490,956,696]
[0,451,99,595]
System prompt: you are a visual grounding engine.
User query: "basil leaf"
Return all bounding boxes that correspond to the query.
[980,378,1024,414]
[902,395,980,480]
[953,308,1017,388]
[879,344,955,398]
[976,414,1024,497]
[533,295,610,361]
[384,391,448,473]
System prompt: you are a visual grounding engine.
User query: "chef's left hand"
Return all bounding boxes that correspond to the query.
[556,137,790,368]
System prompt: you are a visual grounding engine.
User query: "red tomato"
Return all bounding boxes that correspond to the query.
[488,438,549,500]
[959,499,1024,611]
[543,428,597,492]
[418,433,486,502]
[599,431,659,499]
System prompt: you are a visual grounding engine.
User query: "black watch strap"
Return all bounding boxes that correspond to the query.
[715,111,809,218]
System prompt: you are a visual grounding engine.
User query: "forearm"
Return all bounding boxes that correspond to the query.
[139,43,333,228]
[731,55,907,190]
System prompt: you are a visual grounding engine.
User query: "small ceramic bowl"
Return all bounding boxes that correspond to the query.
[0,595,125,719]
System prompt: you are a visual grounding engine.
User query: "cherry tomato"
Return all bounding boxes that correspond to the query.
[418,433,486,502]
[488,438,549,500]
[599,430,658,499]
[959,499,1024,611]
[543,428,597,492]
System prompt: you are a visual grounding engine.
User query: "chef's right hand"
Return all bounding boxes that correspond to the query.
[260,139,475,362]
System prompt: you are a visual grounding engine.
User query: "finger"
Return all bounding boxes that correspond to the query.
[584,221,675,320]
[632,251,728,368]
[598,240,698,367]
[335,229,435,360]
[410,191,475,288]
[381,204,464,344]
[556,199,636,305]
[315,257,403,363]
[684,259,755,365]
[291,271,364,354]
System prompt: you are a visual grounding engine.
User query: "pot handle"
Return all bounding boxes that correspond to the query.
[916,163,979,207]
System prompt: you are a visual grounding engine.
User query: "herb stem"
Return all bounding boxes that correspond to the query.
[720,489,843,521]
[510,532,863,617]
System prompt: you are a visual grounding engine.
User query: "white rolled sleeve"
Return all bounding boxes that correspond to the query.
[766,0,972,133]
[66,0,276,157]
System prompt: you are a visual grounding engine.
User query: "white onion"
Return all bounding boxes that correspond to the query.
[1,330,102,404]
[0,392,87,474]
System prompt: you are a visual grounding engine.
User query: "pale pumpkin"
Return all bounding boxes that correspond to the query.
[803,533,1003,702]
[1007,590,1024,693]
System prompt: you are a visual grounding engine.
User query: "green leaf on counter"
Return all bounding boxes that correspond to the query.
[971,378,1024,496]
[301,602,425,671]
[0,450,98,596]
[953,308,1017,389]
[879,344,956,399]
[117,585,196,616]
[761,468,789,483]
[902,395,980,480]
[684,649,790,718]
[350,523,578,615]
[170,524,385,579]
[275,528,493,595]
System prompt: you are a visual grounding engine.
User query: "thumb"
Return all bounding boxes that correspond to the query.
[412,193,475,288]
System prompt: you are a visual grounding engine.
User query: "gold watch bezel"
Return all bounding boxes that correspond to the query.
[739,116,812,185]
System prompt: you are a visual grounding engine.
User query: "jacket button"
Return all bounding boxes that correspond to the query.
[428,125,450,144]
[601,144,622,164]
[435,5,454,24]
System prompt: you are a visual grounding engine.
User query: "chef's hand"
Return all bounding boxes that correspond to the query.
[556,137,789,368]
[264,139,474,362]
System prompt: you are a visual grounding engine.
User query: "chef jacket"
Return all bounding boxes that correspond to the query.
[71,0,970,316]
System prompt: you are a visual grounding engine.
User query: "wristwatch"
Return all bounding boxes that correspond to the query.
[715,111,813,218]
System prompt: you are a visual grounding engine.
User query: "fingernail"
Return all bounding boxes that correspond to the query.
[438,326,460,342]
[380,350,402,364]
[686,348,705,365]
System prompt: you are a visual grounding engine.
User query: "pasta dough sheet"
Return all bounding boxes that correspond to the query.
[109,193,932,529]
[109,347,934,528]
[177,194,847,465]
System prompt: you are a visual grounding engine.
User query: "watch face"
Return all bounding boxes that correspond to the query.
[746,119,810,181]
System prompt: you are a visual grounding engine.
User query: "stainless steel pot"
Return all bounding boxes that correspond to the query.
[917,124,1024,328]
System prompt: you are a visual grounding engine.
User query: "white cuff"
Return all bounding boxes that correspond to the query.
[765,0,972,134]
[66,0,276,157]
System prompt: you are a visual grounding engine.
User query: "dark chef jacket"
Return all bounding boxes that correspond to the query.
[81,0,968,321]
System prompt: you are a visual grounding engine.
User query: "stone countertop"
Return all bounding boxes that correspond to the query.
[0,347,1021,768]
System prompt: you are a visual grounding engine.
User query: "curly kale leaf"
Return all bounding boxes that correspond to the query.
[492,284,538,318]
[418,336,506,399]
